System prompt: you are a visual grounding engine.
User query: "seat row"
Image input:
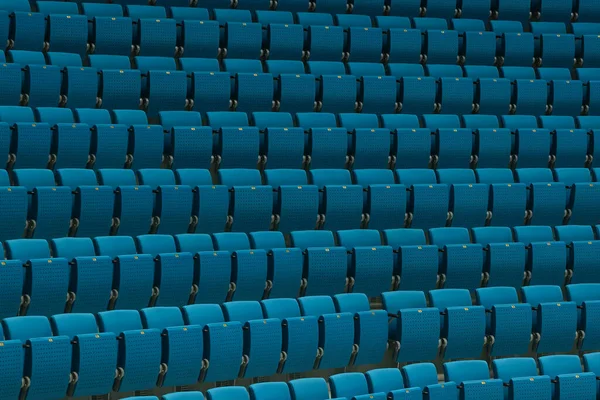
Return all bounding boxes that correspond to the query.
[117,353,600,400]
[2,224,600,319]
[0,295,388,398]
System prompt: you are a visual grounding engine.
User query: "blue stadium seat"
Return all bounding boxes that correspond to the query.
[126,6,176,57]
[554,168,600,227]
[382,228,439,291]
[263,169,319,233]
[475,78,513,116]
[179,19,220,59]
[188,71,231,117]
[437,78,474,116]
[207,113,260,169]
[471,227,526,288]
[336,230,393,297]
[403,362,459,399]
[218,169,272,233]
[249,382,291,400]
[381,291,441,362]
[432,127,473,169]
[333,293,388,365]
[429,227,483,291]
[444,360,504,400]
[249,231,303,299]
[548,79,584,117]
[514,168,566,226]
[557,226,600,284]
[352,169,406,230]
[413,18,448,32]
[436,169,490,229]
[206,387,249,400]
[475,169,527,227]
[493,357,552,400]
[538,33,576,68]
[365,367,422,398]
[134,57,187,116]
[429,289,486,359]
[222,302,282,378]
[92,235,153,310]
[288,378,330,400]
[584,341,600,383]
[566,283,600,351]
[213,232,268,301]
[290,230,349,296]
[318,74,357,113]
[396,169,449,230]
[50,313,117,397]
[159,112,212,169]
[298,296,354,370]
[92,57,142,111]
[96,310,161,392]
[399,77,437,114]
[512,79,548,116]
[264,21,304,60]
[329,372,369,399]
[424,30,459,64]
[359,75,398,114]
[2,316,70,399]
[261,299,319,374]
[513,225,567,286]
[8,50,61,107]
[538,355,596,399]
[234,73,274,114]
[499,32,534,66]
[10,10,45,51]
[174,233,230,304]
[521,285,577,354]
[12,169,71,239]
[386,28,423,64]
[462,30,497,65]
[475,286,532,356]
[87,8,132,56]
[309,169,363,231]
[5,238,68,316]
[46,13,88,56]
[164,392,205,400]
[276,73,316,113]
[426,63,464,78]
[462,114,500,129]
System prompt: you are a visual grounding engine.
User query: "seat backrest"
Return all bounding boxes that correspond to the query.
[212,232,251,252]
[521,285,564,305]
[206,387,249,400]
[382,291,428,312]
[365,368,405,393]
[329,372,369,399]
[248,231,286,250]
[218,169,262,187]
[288,378,329,400]
[140,307,184,330]
[222,301,264,323]
[382,229,427,247]
[402,362,440,388]
[298,296,336,316]
[538,355,582,378]
[333,293,371,313]
[97,309,143,334]
[492,357,538,381]
[513,225,555,244]
[182,304,225,326]
[429,289,472,310]
[476,287,520,309]
[249,382,291,400]
[555,226,595,243]
[135,235,177,256]
[289,230,336,249]
[444,360,490,383]
[429,228,471,247]
[3,316,52,341]
[566,283,600,303]
[50,313,98,339]
[5,239,50,260]
[51,237,96,260]
[174,234,214,253]
[261,298,302,319]
[93,236,137,258]
[471,227,514,245]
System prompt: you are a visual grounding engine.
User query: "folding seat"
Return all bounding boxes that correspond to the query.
[472,125,512,168]
[492,0,531,22]
[49,313,118,397]
[381,291,441,362]
[276,73,316,113]
[365,368,422,399]
[9,9,45,51]
[249,382,291,400]
[477,179,527,228]
[221,302,282,378]
[514,168,566,226]
[0,169,26,242]
[233,73,274,114]
[462,114,500,128]
[288,378,330,400]
[0,61,23,106]
[136,169,193,235]
[329,372,370,399]
[96,310,161,392]
[429,227,484,290]
[92,56,142,111]
[335,15,383,63]
[207,112,260,169]
[220,19,262,60]
[306,25,344,62]
[463,65,499,79]
[492,357,552,400]
[159,112,212,170]
[55,169,114,237]
[264,22,304,61]
[289,230,349,296]
[4,238,67,316]
[385,63,424,79]
[333,293,387,365]
[182,303,244,382]
[298,116,348,169]
[471,227,525,288]
[558,226,600,284]
[335,230,393,297]
[340,117,392,169]
[352,169,405,230]
[84,4,132,56]
[263,170,319,233]
[538,115,576,129]
[313,0,351,13]
[126,5,177,57]
[584,340,600,381]
[44,12,88,57]
[425,64,464,78]
[450,18,486,33]
[110,113,163,170]
[429,125,473,168]
[218,169,272,233]
[96,169,154,237]
[382,228,439,291]
[423,30,459,64]
[521,285,577,353]
[424,0,458,18]
[538,355,596,398]
[206,387,249,400]
[437,77,474,116]
[549,126,590,168]
[577,0,600,21]
[188,71,231,118]
[381,113,420,128]
[382,123,431,169]
[566,283,600,351]
[476,286,532,357]
[386,28,423,64]
[548,79,584,117]
[265,60,305,75]
[252,112,304,165]
[318,74,357,113]
[444,361,504,400]
[511,79,548,116]
[399,77,438,114]
[297,296,354,370]
[501,66,536,80]
[413,17,448,31]
[429,289,486,359]
[8,50,61,108]
[538,33,576,68]
[396,169,450,230]
[2,316,70,399]
[458,0,491,19]
[12,169,72,239]
[133,57,187,116]
[436,169,490,229]
[513,226,567,286]
[260,298,319,373]
[460,31,497,66]
[175,15,220,59]
[309,169,363,231]
[499,32,535,66]
[474,77,512,117]
[359,75,398,115]
[402,363,459,399]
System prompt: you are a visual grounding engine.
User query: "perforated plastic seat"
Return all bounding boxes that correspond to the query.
[288,378,330,400]
[444,360,503,400]
[403,362,458,399]
[566,283,600,351]
[353,169,406,230]
[539,355,596,399]
[396,169,449,230]
[493,357,551,400]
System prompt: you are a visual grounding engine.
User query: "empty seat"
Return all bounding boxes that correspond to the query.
[365,368,422,398]
[566,283,600,351]
[444,360,503,400]
[218,169,272,233]
[2,316,70,399]
[514,226,566,286]
[557,226,600,284]
[179,20,220,59]
[438,169,490,229]
[462,30,497,65]
[288,378,330,400]
[429,289,486,359]
[399,77,437,114]
[93,57,142,111]
[97,310,161,392]
[386,28,422,64]
[512,79,548,116]
[134,57,187,116]
[521,285,577,353]
[538,355,596,398]
[548,79,584,117]
[403,362,459,399]
[159,112,212,170]
[555,168,600,226]
[249,383,290,400]
[208,112,260,169]
[318,74,357,113]
[424,30,459,64]
[329,372,369,399]
[309,169,363,231]
[234,73,274,114]
[46,13,88,56]
[352,169,406,230]
[493,357,552,400]
[475,286,532,356]
[290,230,348,296]
[515,168,566,226]
[306,25,344,62]
[396,169,449,230]
[472,227,526,288]
[382,228,439,291]
[381,291,441,362]
[538,33,576,68]
[438,78,474,116]
[10,10,45,51]
[499,32,534,66]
